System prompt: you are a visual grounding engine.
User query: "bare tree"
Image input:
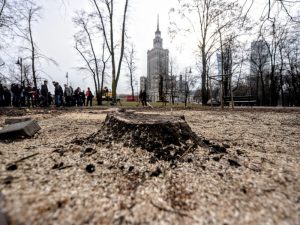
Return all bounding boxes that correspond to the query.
[278,32,287,106]
[267,0,300,21]
[261,19,289,105]
[168,56,178,105]
[183,68,198,108]
[27,6,40,88]
[283,29,300,106]
[0,0,7,29]
[74,11,110,105]
[14,2,57,89]
[91,0,129,102]
[170,0,246,105]
[2,3,42,88]
[0,0,14,46]
[250,38,270,105]
[74,12,100,104]
[240,0,300,21]
[215,0,250,108]
[124,44,136,100]
[0,0,23,56]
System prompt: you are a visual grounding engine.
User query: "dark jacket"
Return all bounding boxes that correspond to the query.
[41,84,48,97]
[55,85,63,96]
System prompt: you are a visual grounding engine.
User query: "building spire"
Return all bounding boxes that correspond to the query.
[154,14,162,48]
[157,14,160,31]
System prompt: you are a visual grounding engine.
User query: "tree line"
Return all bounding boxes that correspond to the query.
[169,0,300,106]
[0,0,131,105]
[0,0,299,106]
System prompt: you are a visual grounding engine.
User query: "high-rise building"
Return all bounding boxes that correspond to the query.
[249,40,271,102]
[217,53,222,76]
[140,76,147,92]
[250,40,270,76]
[140,16,169,102]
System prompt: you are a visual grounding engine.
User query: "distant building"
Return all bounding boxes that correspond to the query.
[140,16,169,102]
[250,40,270,76]
[217,53,222,76]
[140,76,147,92]
[249,40,270,97]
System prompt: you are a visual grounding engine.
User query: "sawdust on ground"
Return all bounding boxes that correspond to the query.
[0,108,299,225]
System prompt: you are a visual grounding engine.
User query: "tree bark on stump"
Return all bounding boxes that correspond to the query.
[86,112,203,161]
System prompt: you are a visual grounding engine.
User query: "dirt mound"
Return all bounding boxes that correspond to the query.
[76,112,204,161]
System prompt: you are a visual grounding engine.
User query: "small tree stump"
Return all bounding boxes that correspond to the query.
[86,112,203,161]
[5,117,32,125]
[0,120,41,139]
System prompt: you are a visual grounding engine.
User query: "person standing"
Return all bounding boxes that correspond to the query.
[41,80,49,107]
[32,87,39,107]
[53,82,63,107]
[11,83,21,107]
[20,85,25,107]
[74,87,81,106]
[141,90,147,107]
[3,86,11,106]
[103,86,109,101]
[0,83,4,107]
[86,87,93,106]
[64,84,72,107]
[25,84,33,107]
[79,90,85,106]
[69,85,74,106]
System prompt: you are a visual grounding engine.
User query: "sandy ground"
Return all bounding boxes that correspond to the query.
[0,108,299,225]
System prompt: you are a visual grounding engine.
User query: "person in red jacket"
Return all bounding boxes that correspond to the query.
[86,87,93,106]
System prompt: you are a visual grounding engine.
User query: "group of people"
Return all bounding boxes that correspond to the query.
[0,80,95,108]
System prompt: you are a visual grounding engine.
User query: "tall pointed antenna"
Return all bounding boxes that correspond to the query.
[157,14,160,31]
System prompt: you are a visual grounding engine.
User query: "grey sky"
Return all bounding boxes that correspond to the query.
[32,0,190,94]
[3,0,297,94]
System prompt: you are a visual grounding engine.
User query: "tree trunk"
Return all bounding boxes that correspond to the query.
[130,75,134,100]
[99,71,104,106]
[270,65,278,106]
[112,79,117,103]
[260,72,266,106]
[99,62,106,106]
[84,22,100,105]
[256,72,260,105]
[201,48,208,105]
[279,52,284,106]
[29,9,37,89]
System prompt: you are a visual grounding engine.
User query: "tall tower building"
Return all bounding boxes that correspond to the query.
[146,16,169,102]
[249,40,270,102]
[250,40,270,76]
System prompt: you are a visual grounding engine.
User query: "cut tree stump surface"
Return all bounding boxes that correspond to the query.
[0,120,41,139]
[4,117,32,125]
[109,112,185,124]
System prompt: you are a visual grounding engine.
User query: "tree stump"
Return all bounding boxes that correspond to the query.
[85,112,203,161]
[0,120,41,139]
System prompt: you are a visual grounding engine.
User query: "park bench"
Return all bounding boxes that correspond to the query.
[224,96,256,106]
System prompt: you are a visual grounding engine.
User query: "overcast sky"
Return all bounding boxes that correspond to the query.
[30,0,193,94]
[2,0,297,94]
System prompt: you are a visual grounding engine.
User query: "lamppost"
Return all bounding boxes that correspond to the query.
[16,57,23,87]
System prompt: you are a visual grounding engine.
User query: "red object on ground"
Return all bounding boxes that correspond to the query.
[126,96,137,102]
